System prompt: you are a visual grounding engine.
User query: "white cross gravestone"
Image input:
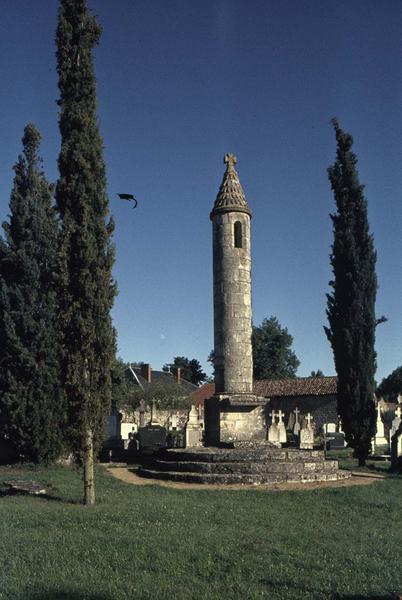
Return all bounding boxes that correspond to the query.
[268,410,280,443]
[277,410,287,444]
[293,407,301,436]
[300,412,314,450]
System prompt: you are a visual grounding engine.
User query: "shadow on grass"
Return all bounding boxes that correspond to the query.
[0,489,82,505]
[23,591,110,600]
[332,594,399,599]
[260,580,398,600]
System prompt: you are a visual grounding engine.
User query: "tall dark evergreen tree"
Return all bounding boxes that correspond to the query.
[0,124,64,463]
[325,119,377,466]
[56,0,116,504]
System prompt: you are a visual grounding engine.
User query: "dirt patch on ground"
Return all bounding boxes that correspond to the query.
[104,465,381,492]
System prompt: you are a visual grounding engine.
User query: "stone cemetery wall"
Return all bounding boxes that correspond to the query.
[119,407,202,438]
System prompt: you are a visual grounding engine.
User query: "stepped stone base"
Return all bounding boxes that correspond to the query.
[137,445,351,485]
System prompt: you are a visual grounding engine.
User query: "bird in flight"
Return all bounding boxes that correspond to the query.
[117,193,138,208]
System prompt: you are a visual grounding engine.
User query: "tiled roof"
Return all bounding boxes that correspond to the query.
[191,382,215,406]
[211,154,252,218]
[191,377,337,404]
[131,368,197,393]
[254,377,337,397]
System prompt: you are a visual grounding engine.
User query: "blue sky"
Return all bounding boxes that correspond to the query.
[0,0,401,381]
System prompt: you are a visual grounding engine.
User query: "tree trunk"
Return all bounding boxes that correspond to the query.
[83,427,95,506]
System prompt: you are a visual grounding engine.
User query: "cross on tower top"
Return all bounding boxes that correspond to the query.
[224,153,237,168]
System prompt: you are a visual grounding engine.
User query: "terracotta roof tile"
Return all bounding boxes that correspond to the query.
[191,382,215,406]
[254,376,337,397]
[191,377,337,405]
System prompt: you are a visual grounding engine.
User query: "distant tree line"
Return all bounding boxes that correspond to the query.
[162,356,207,386]
[208,316,301,381]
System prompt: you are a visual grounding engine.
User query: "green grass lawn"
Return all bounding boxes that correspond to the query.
[0,464,401,600]
[327,449,395,475]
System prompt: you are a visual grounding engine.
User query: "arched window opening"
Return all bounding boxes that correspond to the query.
[234,221,242,248]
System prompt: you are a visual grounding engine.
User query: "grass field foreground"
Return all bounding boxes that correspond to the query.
[0,464,401,600]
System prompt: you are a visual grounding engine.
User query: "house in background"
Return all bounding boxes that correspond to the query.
[128,363,197,395]
[106,363,197,446]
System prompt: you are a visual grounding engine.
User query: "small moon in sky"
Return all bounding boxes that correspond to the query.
[160,333,166,341]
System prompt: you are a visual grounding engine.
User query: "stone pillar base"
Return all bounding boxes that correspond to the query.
[204,394,267,445]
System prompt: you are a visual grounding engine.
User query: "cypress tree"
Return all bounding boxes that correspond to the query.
[0,124,64,463]
[55,0,116,504]
[325,119,377,466]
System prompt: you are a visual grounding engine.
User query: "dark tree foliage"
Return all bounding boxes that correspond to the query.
[129,382,192,411]
[163,356,207,386]
[0,124,64,463]
[325,119,377,466]
[377,367,402,403]
[252,317,299,380]
[56,0,116,504]
[310,370,325,378]
[111,358,136,410]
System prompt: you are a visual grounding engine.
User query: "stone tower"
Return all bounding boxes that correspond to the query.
[211,153,253,396]
[205,154,266,445]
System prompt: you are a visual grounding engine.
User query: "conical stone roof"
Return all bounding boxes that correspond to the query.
[210,153,252,219]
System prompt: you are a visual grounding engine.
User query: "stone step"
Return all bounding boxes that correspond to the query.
[151,459,339,475]
[161,448,326,463]
[138,467,350,485]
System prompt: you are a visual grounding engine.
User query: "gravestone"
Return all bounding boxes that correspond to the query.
[286,411,295,431]
[293,407,301,437]
[2,480,46,496]
[374,403,388,448]
[323,423,337,434]
[185,405,203,448]
[300,413,314,450]
[106,409,121,439]
[390,406,401,440]
[324,432,345,450]
[121,423,137,440]
[150,400,159,425]
[391,423,402,472]
[170,414,179,430]
[322,422,345,450]
[138,424,167,453]
[139,400,146,428]
[268,410,279,443]
[277,410,287,444]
